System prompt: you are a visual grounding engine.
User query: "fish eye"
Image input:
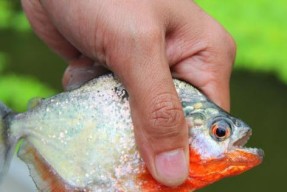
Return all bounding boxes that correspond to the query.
[210,120,232,141]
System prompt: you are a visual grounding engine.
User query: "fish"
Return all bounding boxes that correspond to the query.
[0,73,263,192]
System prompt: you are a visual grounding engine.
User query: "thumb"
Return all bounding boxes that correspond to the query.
[111,32,189,187]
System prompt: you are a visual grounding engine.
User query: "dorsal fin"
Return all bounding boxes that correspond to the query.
[18,141,88,192]
[27,97,43,110]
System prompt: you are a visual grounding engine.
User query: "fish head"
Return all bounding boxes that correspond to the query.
[137,101,263,192]
[185,101,264,189]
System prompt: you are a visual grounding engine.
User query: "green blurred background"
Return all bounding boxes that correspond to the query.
[0,0,286,191]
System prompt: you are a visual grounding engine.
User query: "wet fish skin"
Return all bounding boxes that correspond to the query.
[0,74,263,191]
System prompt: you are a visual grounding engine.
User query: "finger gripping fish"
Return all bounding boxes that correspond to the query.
[0,74,263,192]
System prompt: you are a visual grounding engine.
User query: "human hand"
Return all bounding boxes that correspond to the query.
[22,0,235,187]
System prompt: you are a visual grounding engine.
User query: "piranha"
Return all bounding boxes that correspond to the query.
[0,74,263,192]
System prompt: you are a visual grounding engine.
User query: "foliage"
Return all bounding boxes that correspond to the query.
[196,0,287,82]
[0,0,30,32]
[0,74,55,112]
[0,2,55,112]
[0,52,55,112]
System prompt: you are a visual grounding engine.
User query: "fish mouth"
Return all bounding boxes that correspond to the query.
[233,130,252,147]
[232,130,264,158]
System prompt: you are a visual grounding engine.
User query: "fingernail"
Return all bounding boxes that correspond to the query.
[64,67,97,91]
[65,81,83,91]
[155,149,188,186]
[64,65,109,91]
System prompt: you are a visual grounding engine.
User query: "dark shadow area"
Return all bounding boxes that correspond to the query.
[1,30,66,91]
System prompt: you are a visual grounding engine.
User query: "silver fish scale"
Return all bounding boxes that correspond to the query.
[10,74,207,191]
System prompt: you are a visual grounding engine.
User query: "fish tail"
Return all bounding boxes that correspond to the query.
[0,102,15,182]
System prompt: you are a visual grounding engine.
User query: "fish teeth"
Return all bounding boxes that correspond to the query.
[233,131,252,147]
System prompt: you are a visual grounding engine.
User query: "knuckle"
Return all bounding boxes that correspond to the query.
[218,30,237,63]
[140,26,162,42]
[130,22,163,45]
[146,93,184,139]
[225,34,237,59]
[106,22,163,70]
[210,28,237,66]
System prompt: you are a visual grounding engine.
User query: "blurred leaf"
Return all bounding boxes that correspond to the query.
[11,12,31,32]
[0,0,30,32]
[196,0,287,83]
[0,75,55,112]
[0,0,12,29]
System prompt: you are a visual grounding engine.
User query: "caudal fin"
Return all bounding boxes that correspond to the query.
[0,102,15,182]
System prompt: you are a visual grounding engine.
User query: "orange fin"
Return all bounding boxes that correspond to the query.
[18,141,88,192]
